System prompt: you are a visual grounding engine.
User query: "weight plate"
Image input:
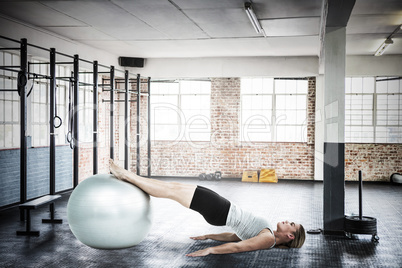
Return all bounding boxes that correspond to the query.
[344,216,377,234]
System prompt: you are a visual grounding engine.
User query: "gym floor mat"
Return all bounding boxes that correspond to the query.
[0,179,401,267]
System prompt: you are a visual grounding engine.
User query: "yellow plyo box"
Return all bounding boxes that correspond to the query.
[242,170,259,182]
[259,169,278,183]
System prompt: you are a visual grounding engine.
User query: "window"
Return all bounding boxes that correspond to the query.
[0,52,20,148]
[0,50,93,148]
[30,61,73,147]
[241,78,308,143]
[78,72,94,144]
[30,59,49,147]
[54,65,70,146]
[345,77,375,143]
[345,77,402,143]
[150,80,211,142]
[375,78,401,143]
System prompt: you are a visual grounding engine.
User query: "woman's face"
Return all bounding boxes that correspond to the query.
[277,220,300,236]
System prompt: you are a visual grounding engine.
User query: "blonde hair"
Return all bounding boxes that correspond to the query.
[281,224,306,249]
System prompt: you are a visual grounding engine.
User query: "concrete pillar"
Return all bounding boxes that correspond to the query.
[314,75,324,181]
[322,27,346,234]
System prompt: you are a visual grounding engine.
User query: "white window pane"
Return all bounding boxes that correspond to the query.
[154,125,180,140]
[262,78,274,93]
[4,53,11,77]
[275,80,286,92]
[181,95,201,110]
[40,84,47,103]
[40,104,47,123]
[363,77,375,93]
[388,79,399,93]
[0,125,4,147]
[297,80,308,94]
[4,101,12,122]
[276,95,286,107]
[40,126,47,145]
[285,80,297,94]
[153,109,175,124]
[0,100,4,121]
[388,96,398,109]
[297,113,307,124]
[286,96,297,109]
[5,125,12,147]
[400,96,402,109]
[286,110,298,124]
[376,80,387,93]
[241,79,253,94]
[13,101,19,122]
[13,124,19,147]
[242,96,253,109]
[251,95,265,110]
[251,78,263,93]
[351,77,363,93]
[296,95,306,109]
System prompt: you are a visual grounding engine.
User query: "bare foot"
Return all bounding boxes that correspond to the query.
[109,159,129,182]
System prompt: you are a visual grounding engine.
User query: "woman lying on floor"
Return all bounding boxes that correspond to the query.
[109,160,305,257]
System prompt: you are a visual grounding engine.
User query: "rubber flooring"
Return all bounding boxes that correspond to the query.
[0,179,401,268]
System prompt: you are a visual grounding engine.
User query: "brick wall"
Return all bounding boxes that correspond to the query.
[149,77,316,180]
[345,144,402,181]
[76,75,401,183]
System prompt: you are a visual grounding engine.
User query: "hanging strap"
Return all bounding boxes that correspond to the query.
[53,84,62,128]
[66,74,74,149]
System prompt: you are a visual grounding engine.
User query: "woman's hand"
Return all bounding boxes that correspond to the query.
[186,247,213,257]
[189,235,208,240]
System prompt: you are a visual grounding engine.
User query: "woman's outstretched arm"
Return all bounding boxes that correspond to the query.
[190,232,241,242]
[187,232,274,257]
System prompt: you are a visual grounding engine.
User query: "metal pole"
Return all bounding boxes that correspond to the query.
[49,48,56,194]
[19,38,28,220]
[93,61,98,174]
[73,55,79,187]
[359,170,363,220]
[110,66,115,160]
[124,70,129,170]
[147,77,151,177]
[136,74,140,175]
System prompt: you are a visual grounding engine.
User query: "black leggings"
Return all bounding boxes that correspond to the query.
[189,186,231,226]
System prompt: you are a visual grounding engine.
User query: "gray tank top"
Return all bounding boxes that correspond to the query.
[226,203,274,245]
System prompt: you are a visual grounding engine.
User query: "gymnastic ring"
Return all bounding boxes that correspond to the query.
[54,116,62,128]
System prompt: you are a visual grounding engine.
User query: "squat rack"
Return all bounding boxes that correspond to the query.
[102,72,152,176]
[0,36,151,212]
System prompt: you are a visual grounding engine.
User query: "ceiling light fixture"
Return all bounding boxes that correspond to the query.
[244,2,266,36]
[374,38,393,56]
[374,24,401,56]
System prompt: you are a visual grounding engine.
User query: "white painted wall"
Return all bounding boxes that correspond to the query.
[126,56,319,78]
[346,55,402,77]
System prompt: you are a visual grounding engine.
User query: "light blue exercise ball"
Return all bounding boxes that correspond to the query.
[67,173,153,249]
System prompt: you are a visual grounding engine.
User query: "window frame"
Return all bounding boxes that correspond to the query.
[345,76,402,144]
[150,80,212,142]
[240,77,308,143]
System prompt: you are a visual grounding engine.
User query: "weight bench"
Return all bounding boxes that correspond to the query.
[16,195,63,236]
